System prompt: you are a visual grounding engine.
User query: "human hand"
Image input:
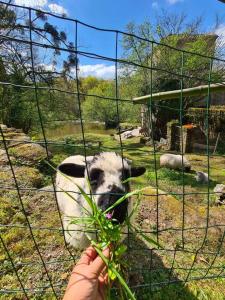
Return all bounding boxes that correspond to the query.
[63,246,110,300]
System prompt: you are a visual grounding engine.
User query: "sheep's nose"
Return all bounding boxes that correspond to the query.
[108,186,128,224]
[97,186,128,223]
[109,186,124,204]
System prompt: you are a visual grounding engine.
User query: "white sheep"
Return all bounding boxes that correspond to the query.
[56,152,146,249]
[195,171,209,184]
[160,153,191,172]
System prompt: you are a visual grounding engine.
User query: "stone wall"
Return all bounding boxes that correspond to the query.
[0,124,50,188]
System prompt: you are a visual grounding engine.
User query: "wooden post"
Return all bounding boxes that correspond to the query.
[213,132,220,154]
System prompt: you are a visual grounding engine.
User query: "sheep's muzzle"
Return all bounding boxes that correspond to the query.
[97,185,128,224]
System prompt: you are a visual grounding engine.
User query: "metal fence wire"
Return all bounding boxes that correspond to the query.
[1,1,225,299]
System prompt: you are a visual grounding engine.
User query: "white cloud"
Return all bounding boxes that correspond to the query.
[152,1,159,9]
[15,0,68,15]
[215,24,225,45]
[48,3,67,15]
[14,0,47,7]
[38,63,55,71]
[166,0,183,4]
[78,64,115,79]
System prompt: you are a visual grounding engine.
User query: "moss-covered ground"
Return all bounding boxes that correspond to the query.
[1,130,225,299]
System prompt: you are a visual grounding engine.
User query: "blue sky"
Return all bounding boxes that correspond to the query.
[64,0,224,32]
[11,0,225,78]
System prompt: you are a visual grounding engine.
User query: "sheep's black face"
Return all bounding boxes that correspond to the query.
[184,166,191,172]
[89,167,130,224]
[89,158,145,223]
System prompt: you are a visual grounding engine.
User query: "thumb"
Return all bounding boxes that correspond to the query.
[90,247,110,276]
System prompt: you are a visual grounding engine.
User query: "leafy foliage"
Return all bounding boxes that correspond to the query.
[0,4,77,132]
[82,78,140,128]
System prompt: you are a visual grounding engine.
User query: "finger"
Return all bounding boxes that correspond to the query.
[90,248,110,276]
[99,266,107,277]
[99,266,108,282]
[98,275,105,284]
[99,273,108,285]
[103,273,108,284]
[77,246,97,266]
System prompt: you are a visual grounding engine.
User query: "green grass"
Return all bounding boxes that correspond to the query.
[1,130,225,299]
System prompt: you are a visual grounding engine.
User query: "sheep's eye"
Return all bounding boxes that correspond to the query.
[89,168,103,187]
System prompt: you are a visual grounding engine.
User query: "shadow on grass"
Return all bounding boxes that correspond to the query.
[111,236,197,300]
[122,142,146,149]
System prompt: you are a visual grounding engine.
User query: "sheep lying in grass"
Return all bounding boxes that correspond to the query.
[56,152,146,249]
[160,153,191,172]
[195,171,209,184]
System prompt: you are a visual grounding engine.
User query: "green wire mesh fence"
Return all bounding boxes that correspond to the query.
[1,1,225,299]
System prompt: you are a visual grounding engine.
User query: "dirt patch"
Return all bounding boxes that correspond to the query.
[135,187,225,252]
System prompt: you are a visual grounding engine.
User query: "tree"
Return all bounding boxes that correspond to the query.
[80,76,103,95]
[121,11,225,138]
[0,2,77,132]
[82,79,139,128]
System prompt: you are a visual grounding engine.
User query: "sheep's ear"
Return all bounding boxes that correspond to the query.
[58,163,85,177]
[131,167,146,177]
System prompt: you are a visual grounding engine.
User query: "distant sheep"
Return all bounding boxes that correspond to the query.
[56,152,146,249]
[160,153,191,172]
[195,171,209,184]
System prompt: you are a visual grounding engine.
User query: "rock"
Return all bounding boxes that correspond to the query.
[0,125,48,166]
[7,132,30,146]
[0,149,16,165]
[8,143,51,165]
[0,166,43,188]
[214,184,225,206]
[0,125,31,152]
[9,135,31,147]
[15,129,23,133]
[40,185,54,192]
[0,124,7,131]
[115,127,142,141]
[159,138,167,145]
[0,149,9,165]
[7,127,16,131]
[214,184,225,195]
[156,138,168,150]
[0,131,31,148]
[116,126,134,134]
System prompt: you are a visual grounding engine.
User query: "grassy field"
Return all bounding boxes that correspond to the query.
[1,130,225,299]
